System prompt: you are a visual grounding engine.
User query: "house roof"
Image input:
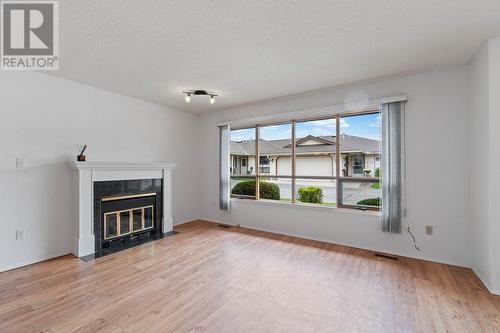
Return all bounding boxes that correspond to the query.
[230,135,380,156]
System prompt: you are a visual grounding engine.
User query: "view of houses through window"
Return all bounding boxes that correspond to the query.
[230,128,256,199]
[230,109,382,210]
[295,118,336,206]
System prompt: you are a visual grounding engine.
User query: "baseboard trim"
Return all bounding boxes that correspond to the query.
[173,218,200,226]
[0,249,72,273]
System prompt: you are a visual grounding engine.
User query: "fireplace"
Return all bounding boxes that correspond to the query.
[68,161,176,258]
[94,179,163,252]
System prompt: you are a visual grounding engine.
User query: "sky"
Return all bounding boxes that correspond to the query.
[230,113,381,141]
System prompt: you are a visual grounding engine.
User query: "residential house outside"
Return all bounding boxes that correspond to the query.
[230,134,380,178]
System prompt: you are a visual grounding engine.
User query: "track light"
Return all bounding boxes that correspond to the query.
[182,90,218,104]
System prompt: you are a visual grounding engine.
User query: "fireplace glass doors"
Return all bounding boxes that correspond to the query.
[101,193,158,247]
[104,205,154,240]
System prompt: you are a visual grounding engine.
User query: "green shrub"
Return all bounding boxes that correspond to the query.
[371,182,380,189]
[297,186,323,204]
[374,167,381,178]
[231,180,280,200]
[259,181,280,200]
[356,197,381,207]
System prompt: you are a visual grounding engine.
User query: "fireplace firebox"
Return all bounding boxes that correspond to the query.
[94,179,163,252]
[101,193,157,246]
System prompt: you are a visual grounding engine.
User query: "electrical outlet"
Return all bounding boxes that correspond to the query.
[425,225,433,235]
[15,230,24,240]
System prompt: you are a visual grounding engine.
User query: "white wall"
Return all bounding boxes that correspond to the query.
[0,71,199,272]
[469,38,500,294]
[469,41,492,291]
[490,38,500,295]
[200,67,470,267]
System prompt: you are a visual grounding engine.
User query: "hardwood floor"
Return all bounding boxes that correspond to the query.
[1,220,499,333]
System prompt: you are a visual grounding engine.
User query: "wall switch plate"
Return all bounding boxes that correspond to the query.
[15,230,24,240]
[425,225,433,235]
[16,157,25,168]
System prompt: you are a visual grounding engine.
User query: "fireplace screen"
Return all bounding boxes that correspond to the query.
[104,205,154,240]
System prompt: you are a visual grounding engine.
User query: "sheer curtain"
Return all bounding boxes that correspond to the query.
[219,125,231,211]
[381,102,404,233]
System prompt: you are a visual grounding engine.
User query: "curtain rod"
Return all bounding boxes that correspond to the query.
[217,94,407,129]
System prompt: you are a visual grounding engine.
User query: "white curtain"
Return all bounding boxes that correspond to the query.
[381,102,404,233]
[219,125,231,211]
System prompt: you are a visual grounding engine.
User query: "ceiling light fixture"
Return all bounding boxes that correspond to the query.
[182,90,217,104]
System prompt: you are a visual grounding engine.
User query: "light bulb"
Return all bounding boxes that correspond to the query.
[210,95,215,104]
[185,94,191,103]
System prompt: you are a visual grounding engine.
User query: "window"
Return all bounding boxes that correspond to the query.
[295,118,336,206]
[259,123,292,202]
[259,156,270,174]
[230,128,256,198]
[229,109,381,211]
[351,155,364,176]
[338,112,382,209]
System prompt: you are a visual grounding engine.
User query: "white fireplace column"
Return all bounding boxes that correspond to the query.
[68,162,177,257]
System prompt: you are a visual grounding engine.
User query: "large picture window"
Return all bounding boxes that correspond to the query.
[229,109,382,210]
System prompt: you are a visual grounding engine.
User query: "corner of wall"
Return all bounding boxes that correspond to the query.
[466,36,500,295]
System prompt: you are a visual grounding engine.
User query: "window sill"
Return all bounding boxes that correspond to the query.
[230,198,382,217]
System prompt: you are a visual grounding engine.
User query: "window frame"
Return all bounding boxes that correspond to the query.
[229,108,381,211]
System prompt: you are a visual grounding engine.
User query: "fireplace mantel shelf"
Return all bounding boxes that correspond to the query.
[67,161,177,171]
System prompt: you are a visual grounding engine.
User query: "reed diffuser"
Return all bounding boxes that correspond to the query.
[77,144,87,162]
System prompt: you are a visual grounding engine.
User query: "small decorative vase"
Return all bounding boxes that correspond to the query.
[77,155,86,162]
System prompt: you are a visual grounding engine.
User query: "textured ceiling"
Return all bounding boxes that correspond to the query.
[48,0,500,113]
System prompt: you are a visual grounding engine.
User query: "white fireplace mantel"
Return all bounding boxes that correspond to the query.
[67,161,177,257]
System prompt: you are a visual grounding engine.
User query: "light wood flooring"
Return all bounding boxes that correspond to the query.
[1,220,499,332]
